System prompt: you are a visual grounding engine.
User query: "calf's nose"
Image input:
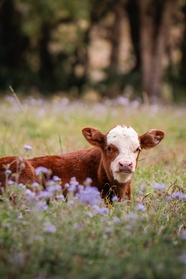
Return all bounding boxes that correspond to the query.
[118,161,133,171]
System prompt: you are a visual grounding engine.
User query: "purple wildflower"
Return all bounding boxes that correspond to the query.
[172,192,181,199]
[153,183,165,190]
[93,205,109,215]
[136,204,146,211]
[35,166,49,176]
[5,169,12,175]
[179,253,186,264]
[36,201,48,211]
[112,196,118,202]
[43,223,56,233]
[180,230,186,240]
[78,186,101,206]
[23,144,32,151]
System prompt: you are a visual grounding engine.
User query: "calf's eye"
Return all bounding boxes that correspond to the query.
[107,146,112,152]
[135,147,141,153]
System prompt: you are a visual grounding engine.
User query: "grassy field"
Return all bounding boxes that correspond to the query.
[0,95,186,279]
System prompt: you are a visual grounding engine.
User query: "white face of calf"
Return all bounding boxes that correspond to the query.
[82,125,165,184]
[106,126,140,183]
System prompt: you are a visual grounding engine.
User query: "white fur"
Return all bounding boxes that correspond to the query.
[107,125,140,183]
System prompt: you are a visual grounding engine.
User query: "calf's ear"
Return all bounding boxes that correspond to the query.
[140,129,165,149]
[82,127,105,147]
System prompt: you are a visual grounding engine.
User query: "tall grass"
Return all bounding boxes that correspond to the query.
[0,95,186,279]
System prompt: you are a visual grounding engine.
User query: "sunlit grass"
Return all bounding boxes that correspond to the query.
[0,95,186,279]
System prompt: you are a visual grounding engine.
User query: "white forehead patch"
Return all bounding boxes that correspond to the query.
[107,125,139,151]
[106,126,140,183]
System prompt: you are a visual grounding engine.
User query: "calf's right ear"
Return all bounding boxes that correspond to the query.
[82,127,105,147]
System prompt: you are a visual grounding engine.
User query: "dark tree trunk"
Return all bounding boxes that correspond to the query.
[126,0,141,71]
[138,0,176,101]
[38,22,56,92]
[106,0,126,98]
[0,0,29,89]
[179,4,186,87]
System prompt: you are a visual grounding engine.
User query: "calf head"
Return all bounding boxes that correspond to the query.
[82,126,165,184]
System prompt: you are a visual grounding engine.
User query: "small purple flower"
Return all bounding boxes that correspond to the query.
[172,192,182,199]
[180,230,186,240]
[179,253,186,264]
[5,169,12,175]
[136,204,146,211]
[67,200,74,206]
[8,180,14,185]
[36,201,48,211]
[180,193,186,199]
[153,183,165,190]
[93,205,109,215]
[25,189,33,196]
[43,223,56,233]
[46,184,61,193]
[112,196,118,202]
[73,223,80,229]
[165,195,172,201]
[52,175,61,182]
[18,214,23,219]
[55,194,65,201]
[23,144,32,151]
[139,184,146,195]
[68,177,79,192]
[79,186,101,206]
[112,216,120,223]
[125,213,137,221]
[35,166,49,176]
[32,182,39,188]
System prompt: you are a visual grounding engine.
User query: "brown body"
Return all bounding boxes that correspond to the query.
[0,126,165,202]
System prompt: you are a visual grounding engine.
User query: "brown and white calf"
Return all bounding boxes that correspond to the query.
[0,125,165,202]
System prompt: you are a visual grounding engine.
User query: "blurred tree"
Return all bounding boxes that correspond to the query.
[0,0,185,102]
[138,0,177,101]
[0,0,30,89]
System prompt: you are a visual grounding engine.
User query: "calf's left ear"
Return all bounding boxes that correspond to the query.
[140,129,165,149]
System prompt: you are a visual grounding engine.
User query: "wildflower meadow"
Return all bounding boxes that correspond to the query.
[0,95,186,279]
